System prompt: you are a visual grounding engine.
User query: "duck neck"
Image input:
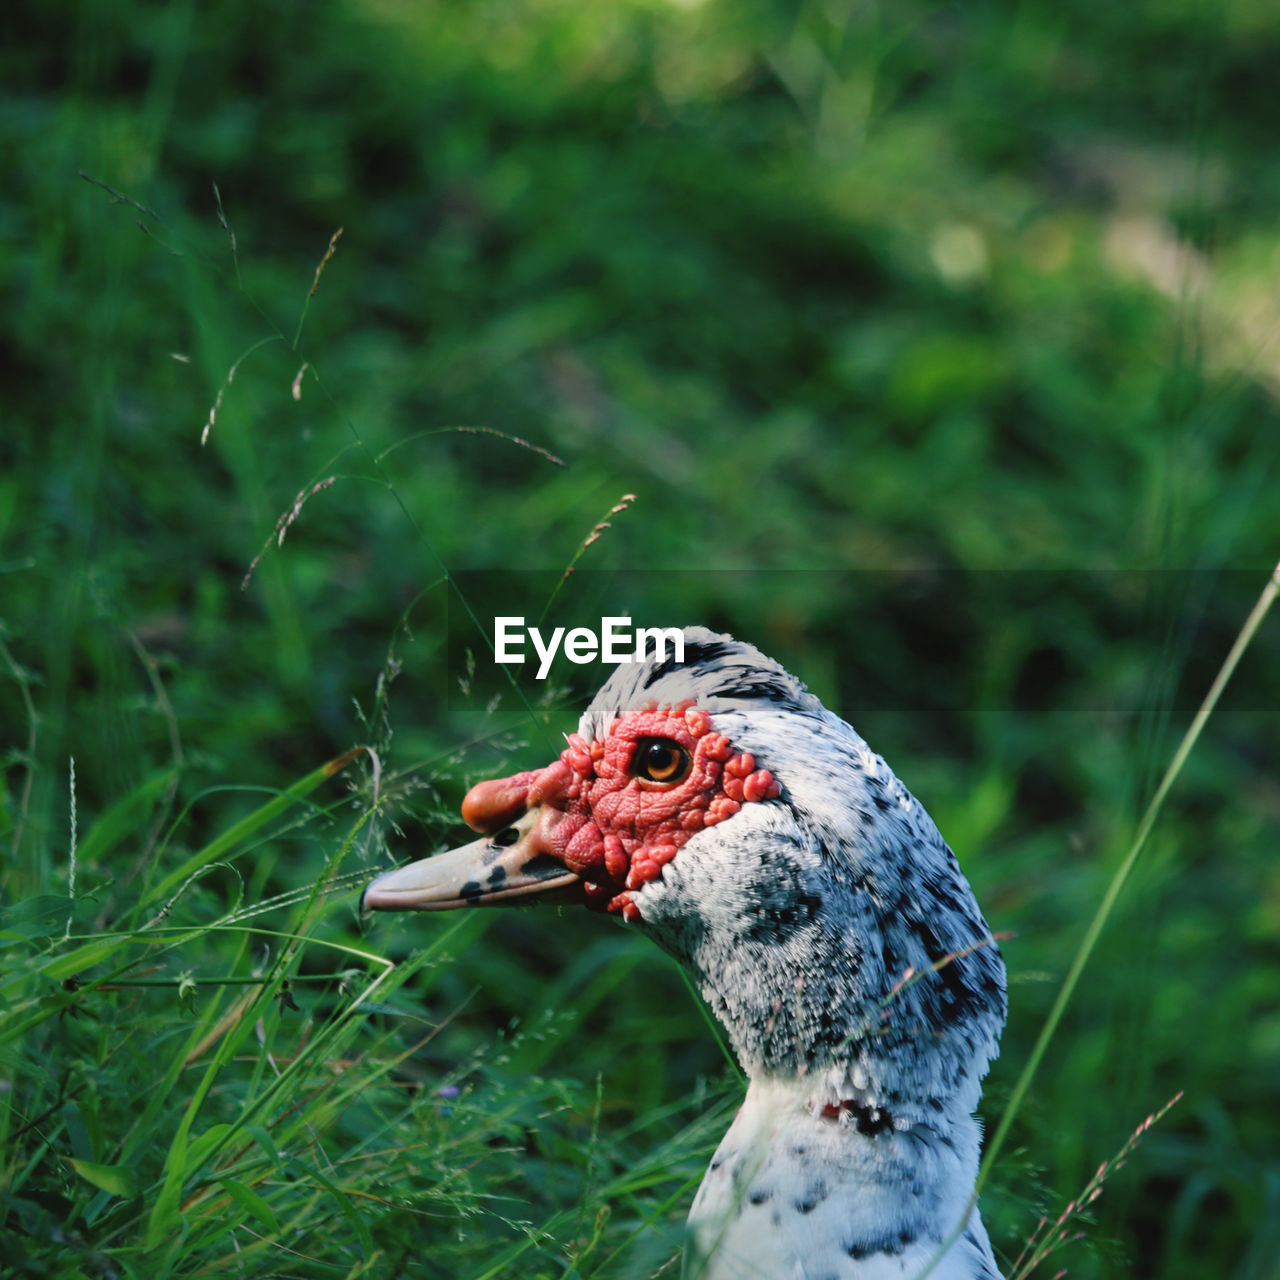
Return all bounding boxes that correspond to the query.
[688,1072,1001,1280]
[677,900,1000,1135]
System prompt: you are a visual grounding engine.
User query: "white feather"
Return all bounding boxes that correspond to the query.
[581,629,1007,1280]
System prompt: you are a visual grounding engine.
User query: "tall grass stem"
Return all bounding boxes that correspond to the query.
[917,559,1280,1279]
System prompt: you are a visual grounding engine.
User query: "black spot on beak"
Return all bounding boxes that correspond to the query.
[520,853,570,880]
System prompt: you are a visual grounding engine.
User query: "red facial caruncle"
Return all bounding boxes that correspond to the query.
[460,699,781,921]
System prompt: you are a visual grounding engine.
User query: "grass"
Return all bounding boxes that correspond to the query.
[4,531,1276,1280]
[3,0,1280,1276]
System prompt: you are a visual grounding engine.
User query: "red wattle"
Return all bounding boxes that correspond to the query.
[458,699,781,919]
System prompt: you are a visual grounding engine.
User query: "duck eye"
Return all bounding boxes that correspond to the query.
[634,738,691,785]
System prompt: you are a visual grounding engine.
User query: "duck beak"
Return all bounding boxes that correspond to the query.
[361,803,581,912]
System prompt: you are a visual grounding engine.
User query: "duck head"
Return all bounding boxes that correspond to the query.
[363,627,1005,1126]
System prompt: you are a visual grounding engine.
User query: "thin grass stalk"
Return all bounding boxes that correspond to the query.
[915,559,1280,1280]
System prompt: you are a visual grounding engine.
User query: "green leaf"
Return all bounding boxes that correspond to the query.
[146,1140,186,1249]
[185,1122,234,1171]
[215,1177,280,1233]
[245,1124,280,1166]
[67,1158,138,1199]
[40,938,127,982]
[0,896,76,940]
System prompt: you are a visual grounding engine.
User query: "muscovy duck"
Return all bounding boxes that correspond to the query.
[364,628,1007,1279]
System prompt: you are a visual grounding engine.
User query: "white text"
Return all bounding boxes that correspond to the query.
[494,616,684,679]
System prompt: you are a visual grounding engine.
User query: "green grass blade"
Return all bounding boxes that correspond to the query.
[917,560,1280,1279]
[977,560,1280,1195]
[75,768,179,867]
[141,748,369,908]
[215,1175,282,1234]
[284,1155,374,1260]
[67,1157,139,1199]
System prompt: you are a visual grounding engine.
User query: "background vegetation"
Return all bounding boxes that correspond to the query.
[2,0,1278,1277]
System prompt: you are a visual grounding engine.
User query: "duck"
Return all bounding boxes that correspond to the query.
[363,627,1007,1279]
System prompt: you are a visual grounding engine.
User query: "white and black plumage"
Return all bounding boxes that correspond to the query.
[364,628,1007,1279]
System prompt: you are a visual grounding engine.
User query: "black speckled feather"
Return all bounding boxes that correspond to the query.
[582,629,1006,1278]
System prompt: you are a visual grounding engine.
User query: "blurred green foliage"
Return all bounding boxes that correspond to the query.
[1,0,1278,1276]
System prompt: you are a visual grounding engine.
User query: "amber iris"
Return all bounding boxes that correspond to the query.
[633,738,692,784]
